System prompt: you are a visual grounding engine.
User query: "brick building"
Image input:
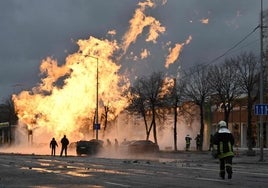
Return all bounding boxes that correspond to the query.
[210,102,268,148]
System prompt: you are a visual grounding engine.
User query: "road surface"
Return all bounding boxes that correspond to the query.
[0,151,267,188]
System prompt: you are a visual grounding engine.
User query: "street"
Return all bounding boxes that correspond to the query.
[0,151,267,188]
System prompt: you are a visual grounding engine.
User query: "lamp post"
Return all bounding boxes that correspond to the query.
[89,56,100,140]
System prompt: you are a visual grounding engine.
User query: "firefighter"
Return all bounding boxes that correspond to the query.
[208,134,214,151]
[185,134,192,151]
[195,134,201,151]
[213,120,235,179]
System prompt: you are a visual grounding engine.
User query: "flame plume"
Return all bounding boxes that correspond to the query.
[13,36,129,140]
[165,35,192,68]
[12,0,188,143]
[122,0,165,53]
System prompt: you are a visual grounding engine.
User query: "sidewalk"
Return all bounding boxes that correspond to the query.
[157,148,268,165]
[233,148,268,164]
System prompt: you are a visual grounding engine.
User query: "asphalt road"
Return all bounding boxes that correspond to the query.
[0,151,267,188]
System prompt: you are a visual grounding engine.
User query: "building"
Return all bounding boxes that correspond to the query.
[210,100,268,148]
[0,122,12,144]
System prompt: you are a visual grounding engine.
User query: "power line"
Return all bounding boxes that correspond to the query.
[230,39,259,54]
[181,25,260,76]
[205,25,260,66]
[178,25,260,78]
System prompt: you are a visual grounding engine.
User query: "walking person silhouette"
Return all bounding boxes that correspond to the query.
[60,135,69,157]
[50,137,58,156]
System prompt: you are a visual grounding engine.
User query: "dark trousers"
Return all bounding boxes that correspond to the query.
[209,144,213,151]
[219,156,233,179]
[186,143,190,151]
[51,147,56,156]
[60,146,68,156]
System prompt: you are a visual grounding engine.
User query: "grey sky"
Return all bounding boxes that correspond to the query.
[0,0,267,101]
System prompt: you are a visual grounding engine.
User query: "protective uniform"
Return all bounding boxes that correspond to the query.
[213,120,234,179]
[185,135,192,151]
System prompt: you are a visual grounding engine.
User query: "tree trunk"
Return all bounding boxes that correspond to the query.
[143,114,150,140]
[152,105,158,144]
[199,103,204,151]
[174,105,178,151]
[224,105,231,127]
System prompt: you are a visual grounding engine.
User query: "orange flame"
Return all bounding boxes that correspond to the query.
[13,36,129,140]
[122,0,165,53]
[200,18,209,24]
[165,35,192,68]
[140,49,150,59]
[12,0,182,143]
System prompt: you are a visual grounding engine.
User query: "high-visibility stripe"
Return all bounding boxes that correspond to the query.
[218,152,234,159]
[220,142,223,153]
[0,122,9,127]
[228,142,232,151]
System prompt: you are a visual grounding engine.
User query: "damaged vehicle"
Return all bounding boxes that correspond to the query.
[128,140,159,154]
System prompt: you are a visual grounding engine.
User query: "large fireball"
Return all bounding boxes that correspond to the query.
[11,0,190,143]
[13,36,129,141]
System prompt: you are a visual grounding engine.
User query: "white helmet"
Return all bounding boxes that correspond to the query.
[218,120,227,128]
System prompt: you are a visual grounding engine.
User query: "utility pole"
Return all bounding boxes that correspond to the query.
[259,0,264,161]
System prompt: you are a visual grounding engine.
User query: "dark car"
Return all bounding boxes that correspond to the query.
[128,140,159,154]
[118,140,136,154]
[76,139,103,156]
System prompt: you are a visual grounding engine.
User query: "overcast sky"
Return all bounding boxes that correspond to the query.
[0,0,267,102]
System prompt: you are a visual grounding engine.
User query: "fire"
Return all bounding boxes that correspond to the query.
[165,35,192,68]
[12,0,188,143]
[13,36,129,141]
[200,18,209,24]
[122,0,165,53]
[140,49,150,59]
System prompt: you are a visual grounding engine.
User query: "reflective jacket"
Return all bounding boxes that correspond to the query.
[213,128,234,159]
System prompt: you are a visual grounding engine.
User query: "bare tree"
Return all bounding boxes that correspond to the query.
[100,104,112,138]
[128,78,149,139]
[4,96,18,125]
[208,59,243,126]
[183,65,212,150]
[128,72,166,144]
[167,77,186,151]
[233,52,259,155]
[1,96,19,144]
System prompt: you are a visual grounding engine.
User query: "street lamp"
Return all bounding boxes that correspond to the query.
[89,56,100,140]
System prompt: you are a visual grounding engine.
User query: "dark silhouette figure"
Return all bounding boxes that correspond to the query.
[213,120,234,180]
[107,139,112,147]
[50,137,58,156]
[195,134,201,151]
[60,135,69,157]
[114,138,119,151]
[185,135,192,151]
[209,134,214,151]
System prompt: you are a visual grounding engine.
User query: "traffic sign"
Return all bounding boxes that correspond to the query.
[93,123,100,130]
[254,104,268,115]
